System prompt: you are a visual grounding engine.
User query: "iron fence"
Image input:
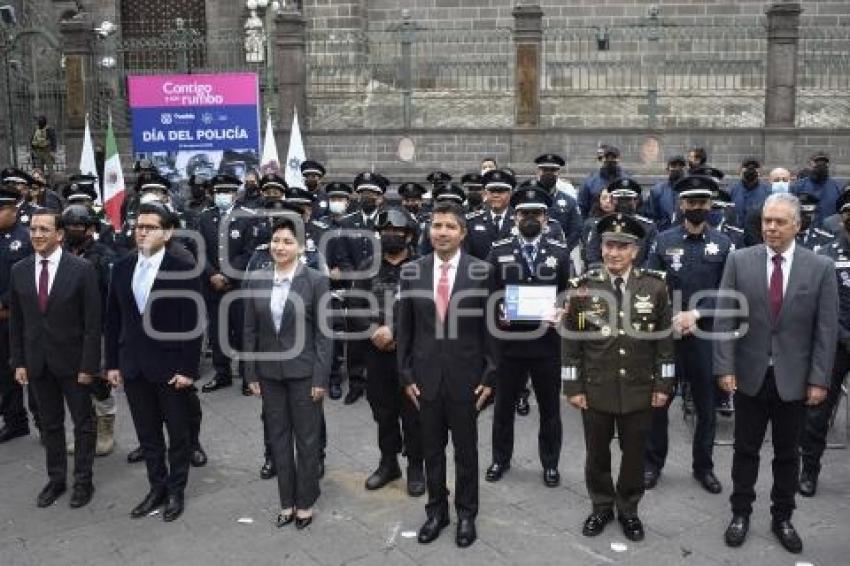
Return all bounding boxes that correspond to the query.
[797,27,850,128]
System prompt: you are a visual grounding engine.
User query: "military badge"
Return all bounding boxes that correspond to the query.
[600,325,611,337]
[634,294,654,314]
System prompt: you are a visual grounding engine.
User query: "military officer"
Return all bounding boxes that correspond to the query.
[534,153,583,250]
[642,175,733,494]
[796,192,835,253]
[460,173,486,213]
[585,178,657,268]
[562,213,674,542]
[197,173,257,393]
[485,186,571,487]
[301,160,331,219]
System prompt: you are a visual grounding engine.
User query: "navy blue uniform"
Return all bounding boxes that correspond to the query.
[546,190,582,251]
[645,180,677,231]
[464,208,565,260]
[793,177,842,228]
[644,224,733,478]
[797,226,835,253]
[577,168,626,218]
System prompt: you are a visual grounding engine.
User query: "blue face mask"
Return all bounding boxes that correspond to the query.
[214,193,233,209]
[772,181,789,193]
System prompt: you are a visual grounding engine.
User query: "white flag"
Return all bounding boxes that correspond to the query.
[102,113,125,230]
[260,111,280,175]
[284,107,306,189]
[79,114,100,202]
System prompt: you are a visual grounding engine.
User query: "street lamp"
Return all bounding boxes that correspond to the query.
[244,0,281,64]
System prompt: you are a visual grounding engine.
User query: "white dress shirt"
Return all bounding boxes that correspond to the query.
[132,247,166,313]
[270,263,297,332]
[433,249,461,301]
[34,246,62,295]
[766,240,795,295]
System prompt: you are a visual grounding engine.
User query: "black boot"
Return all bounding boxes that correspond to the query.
[365,458,402,491]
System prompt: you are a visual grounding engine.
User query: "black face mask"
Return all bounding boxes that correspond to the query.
[539,173,557,191]
[810,163,828,183]
[65,231,87,247]
[244,182,259,196]
[466,191,484,208]
[361,199,378,214]
[801,214,814,232]
[380,233,407,254]
[668,170,684,184]
[614,200,636,214]
[742,168,759,186]
[190,185,206,200]
[518,218,543,238]
[404,203,421,215]
[601,162,618,177]
[683,209,709,225]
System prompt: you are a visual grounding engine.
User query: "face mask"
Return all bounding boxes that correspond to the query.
[190,185,206,200]
[539,174,557,191]
[361,198,378,214]
[328,200,347,215]
[466,191,483,208]
[810,163,828,182]
[614,200,635,214]
[601,162,618,177]
[244,182,259,196]
[801,214,814,232]
[742,168,759,185]
[771,181,789,193]
[683,209,709,225]
[668,170,684,184]
[65,231,86,247]
[214,193,233,209]
[518,217,543,238]
[380,233,407,254]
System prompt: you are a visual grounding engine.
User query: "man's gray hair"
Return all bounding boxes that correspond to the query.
[764,192,801,223]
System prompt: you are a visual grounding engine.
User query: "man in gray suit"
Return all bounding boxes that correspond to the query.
[714,192,837,554]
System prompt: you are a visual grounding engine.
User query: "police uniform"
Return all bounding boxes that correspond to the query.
[585,178,657,268]
[0,187,38,441]
[63,175,118,251]
[796,193,835,253]
[562,213,674,538]
[645,155,687,232]
[460,173,485,213]
[793,151,842,228]
[643,175,733,493]
[534,154,583,250]
[0,168,36,228]
[301,160,331,220]
[486,186,571,486]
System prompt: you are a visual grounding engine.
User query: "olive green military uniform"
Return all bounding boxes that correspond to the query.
[562,267,675,518]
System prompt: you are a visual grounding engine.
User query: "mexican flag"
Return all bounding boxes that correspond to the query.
[102,114,125,230]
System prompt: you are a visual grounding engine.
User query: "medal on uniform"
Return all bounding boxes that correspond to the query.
[634,294,653,314]
[544,256,558,268]
[20,215,28,223]
[705,242,719,255]
[600,325,611,337]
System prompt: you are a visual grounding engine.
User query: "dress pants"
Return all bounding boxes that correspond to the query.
[206,291,244,379]
[801,343,849,475]
[730,369,805,521]
[0,322,39,430]
[346,336,368,393]
[28,370,95,486]
[420,380,479,520]
[261,377,322,510]
[491,355,562,469]
[582,407,651,518]
[187,387,203,450]
[365,345,423,464]
[646,336,716,474]
[124,379,191,495]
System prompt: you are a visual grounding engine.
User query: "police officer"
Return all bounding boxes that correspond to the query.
[796,193,835,253]
[114,174,174,257]
[643,175,733,494]
[465,169,516,260]
[237,169,263,210]
[485,186,570,487]
[198,173,257,393]
[398,182,428,220]
[728,158,771,234]
[348,207,425,496]
[62,174,118,250]
[793,151,842,228]
[301,160,330,219]
[578,146,627,218]
[801,190,850,497]
[1,168,38,227]
[710,188,746,250]
[0,185,37,442]
[645,155,687,231]
[562,213,675,542]
[534,153,582,250]
[183,173,212,231]
[26,169,63,211]
[281,185,331,273]
[460,173,486,213]
[424,170,452,214]
[585,178,657,268]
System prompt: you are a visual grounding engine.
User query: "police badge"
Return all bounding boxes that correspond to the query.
[231,229,241,239]
[9,239,21,251]
[544,256,558,268]
[705,242,720,256]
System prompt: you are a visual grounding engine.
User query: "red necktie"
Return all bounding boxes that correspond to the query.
[436,262,450,322]
[38,259,49,313]
[769,254,784,322]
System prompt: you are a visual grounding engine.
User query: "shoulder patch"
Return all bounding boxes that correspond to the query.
[638,268,667,281]
[725,225,744,233]
[815,228,835,238]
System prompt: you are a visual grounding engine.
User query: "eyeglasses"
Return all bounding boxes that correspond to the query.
[135,224,163,233]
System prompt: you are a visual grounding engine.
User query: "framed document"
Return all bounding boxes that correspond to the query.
[504,284,557,322]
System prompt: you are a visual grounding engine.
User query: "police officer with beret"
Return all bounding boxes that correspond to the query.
[485,185,571,488]
[643,175,733,494]
[562,213,674,542]
[796,193,835,253]
[585,178,657,268]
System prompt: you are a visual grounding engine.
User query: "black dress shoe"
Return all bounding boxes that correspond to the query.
[241,381,252,396]
[260,457,276,480]
[343,387,364,405]
[515,393,531,416]
[365,462,402,490]
[771,519,803,554]
[329,382,342,400]
[643,468,659,489]
[543,468,560,487]
[127,446,144,464]
[163,494,184,522]
[0,425,29,443]
[724,514,749,547]
[485,462,510,482]
[618,515,645,542]
[201,375,232,393]
[694,471,722,494]
[582,510,614,537]
[456,518,477,548]
[295,515,313,530]
[417,515,449,544]
[406,462,426,497]
[190,446,208,467]
[69,483,94,508]
[798,470,818,497]
[36,482,66,508]
[130,490,166,519]
[276,511,294,528]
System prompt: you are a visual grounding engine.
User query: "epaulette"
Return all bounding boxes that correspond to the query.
[311,219,328,229]
[236,206,257,215]
[491,237,513,247]
[568,274,587,288]
[466,210,485,220]
[637,268,667,281]
[545,238,568,249]
[814,228,835,238]
[634,214,652,224]
[201,205,217,213]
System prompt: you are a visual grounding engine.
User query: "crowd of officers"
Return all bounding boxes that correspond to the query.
[0,146,847,542]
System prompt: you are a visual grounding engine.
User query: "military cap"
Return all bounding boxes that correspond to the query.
[139,174,171,194]
[741,157,761,169]
[797,192,819,214]
[596,213,645,244]
[263,198,302,213]
[61,204,96,227]
[460,173,484,188]
[209,173,241,192]
[260,173,287,192]
[482,169,516,191]
[0,185,19,205]
[836,189,850,214]
[398,182,427,199]
[376,207,416,232]
[810,150,830,163]
[510,185,553,210]
[285,186,317,205]
[673,175,718,199]
[690,166,725,182]
[426,170,452,185]
[325,182,353,198]
[607,177,642,199]
[1,167,33,185]
[300,160,326,177]
[353,171,387,194]
[432,183,466,203]
[602,146,621,158]
[534,153,566,169]
[63,175,99,201]
[666,155,686,166]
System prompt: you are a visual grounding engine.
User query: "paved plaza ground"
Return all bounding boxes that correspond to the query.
[1,361,848,566]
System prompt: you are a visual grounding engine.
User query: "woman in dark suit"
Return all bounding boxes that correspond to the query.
[244,217,331,529]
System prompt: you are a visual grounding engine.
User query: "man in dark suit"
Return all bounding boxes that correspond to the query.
[105,203,203,522]
[397,201,499,548]
[714,192,838,554]
[9,208,102,509]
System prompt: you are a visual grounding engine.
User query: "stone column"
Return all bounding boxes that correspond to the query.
[273,9,307,131]
[763,2,803,168]
[512,5,543,128]
[59,15,94,173]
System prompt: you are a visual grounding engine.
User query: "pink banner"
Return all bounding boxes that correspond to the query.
[128,73,259,108]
